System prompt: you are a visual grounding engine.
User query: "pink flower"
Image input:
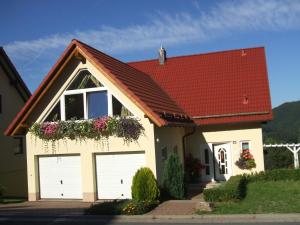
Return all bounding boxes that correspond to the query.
[41,122,59,136]
[93,117,109,131]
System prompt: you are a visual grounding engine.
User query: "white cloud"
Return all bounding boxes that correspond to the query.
[4,0,300,61]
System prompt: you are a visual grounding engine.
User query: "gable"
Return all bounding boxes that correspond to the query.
[6,40,193,136]
[42,67,133,123]
[0,47,30,102]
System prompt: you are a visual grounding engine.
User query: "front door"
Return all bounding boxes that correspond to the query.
[213,143,232,181]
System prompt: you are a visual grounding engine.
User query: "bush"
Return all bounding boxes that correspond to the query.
[203,175,248,202]
[85,200,128,215]
[85,199,159,215]
[131,167,160,201]
[162,154,185,199]
[247,168,300,182]
[122,200,159,215]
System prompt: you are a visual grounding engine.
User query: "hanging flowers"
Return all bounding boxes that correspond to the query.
[29,116,144,143]
[235,148,256,170]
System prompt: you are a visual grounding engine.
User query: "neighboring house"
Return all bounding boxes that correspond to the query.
[0,47,31,197]
[5,40,272,202]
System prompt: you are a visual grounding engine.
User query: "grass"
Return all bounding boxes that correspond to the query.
[200,181,300,214]
[0,198,26,204]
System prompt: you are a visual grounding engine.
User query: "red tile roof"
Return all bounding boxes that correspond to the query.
[6,41,272,136]
[129,47,272,125]
[75,40,189,125]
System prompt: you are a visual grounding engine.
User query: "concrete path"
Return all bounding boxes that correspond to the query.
[148,199,211,215]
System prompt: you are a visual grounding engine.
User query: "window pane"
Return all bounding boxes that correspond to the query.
[112,96,132,116]
[65,94,84,120]
[204,148,209,164]
[87,91,108,118]
[45,101,61,122]
[67,71,103,90]
[242,142,250,150]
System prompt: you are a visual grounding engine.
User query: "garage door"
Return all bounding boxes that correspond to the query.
[96,153,145,199]
[39,155,82,199]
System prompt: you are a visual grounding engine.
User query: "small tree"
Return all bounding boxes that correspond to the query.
[131,167,160,201]
[162,154,185,199]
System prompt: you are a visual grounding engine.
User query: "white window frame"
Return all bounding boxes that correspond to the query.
[42,69,134,122]
[240,141,251,153]
[61,86,110,121]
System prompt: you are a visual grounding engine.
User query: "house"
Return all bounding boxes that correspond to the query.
[5,40,272,202]
[0,47,31,197]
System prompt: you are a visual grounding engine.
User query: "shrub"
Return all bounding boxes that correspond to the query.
[122,200,159,215]
[85,200,128,215]
[203,175,248,202]
[162,154,185,199]
[247,168,300,182]
[131,167,160,201]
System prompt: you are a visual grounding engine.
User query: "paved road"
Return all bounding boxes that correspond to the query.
[0,215,300,225]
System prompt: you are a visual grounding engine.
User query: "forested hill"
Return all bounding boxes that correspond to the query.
[263,100,300,143]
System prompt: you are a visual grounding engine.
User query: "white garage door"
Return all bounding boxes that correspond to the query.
[96,153,145,199]
[39,155,82,199]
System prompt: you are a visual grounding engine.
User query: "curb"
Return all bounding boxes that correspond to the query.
[75,213,300,223]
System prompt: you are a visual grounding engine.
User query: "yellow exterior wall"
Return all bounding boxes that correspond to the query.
[0,65,27,197]
[26,57,157,202]
[154,126,185,182]
[186,123,265,179]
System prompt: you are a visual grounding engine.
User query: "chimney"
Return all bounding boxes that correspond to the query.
[158,46,166,65]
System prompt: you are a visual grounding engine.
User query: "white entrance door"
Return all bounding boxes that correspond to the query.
[96,153,145,199]
[213,143,232,181]
[39,155,82,199]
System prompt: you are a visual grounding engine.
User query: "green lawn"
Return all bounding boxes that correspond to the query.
[0,198,26,204]
[202,181,300,214]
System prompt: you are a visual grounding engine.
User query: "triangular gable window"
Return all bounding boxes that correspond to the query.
[44,101,61,122]
[67,70,103,90]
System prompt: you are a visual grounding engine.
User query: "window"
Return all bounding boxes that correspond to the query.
[67,71,103,90]
[13,137,24,154]
[241,141,250,152]
[45,101,61,122]
[65,94,84,120]
[162,147,168,161]
[44,70,134,122]
[87,91,108,118]
[112,96,132,116]
[204,148,210,175]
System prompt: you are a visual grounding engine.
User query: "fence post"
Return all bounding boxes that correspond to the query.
[294,147,299,169]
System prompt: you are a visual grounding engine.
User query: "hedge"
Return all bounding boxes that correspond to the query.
[203,169,300,203]
[203,175,247,202]
[246,168,300,182]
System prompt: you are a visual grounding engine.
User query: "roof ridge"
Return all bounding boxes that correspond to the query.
[128,46,265,64]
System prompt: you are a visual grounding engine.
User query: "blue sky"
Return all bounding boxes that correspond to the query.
[1,0,300,107]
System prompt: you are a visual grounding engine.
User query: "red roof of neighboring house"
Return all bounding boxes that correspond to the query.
[5,40,272,136]
[129,47,272,125]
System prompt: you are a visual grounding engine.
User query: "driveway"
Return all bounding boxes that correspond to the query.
[0,201,91,216]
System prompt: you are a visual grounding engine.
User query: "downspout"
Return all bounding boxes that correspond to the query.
[182,126,196,168]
